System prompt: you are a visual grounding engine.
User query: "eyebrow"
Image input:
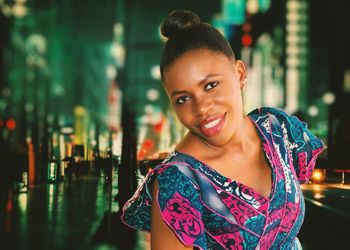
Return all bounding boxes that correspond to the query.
[170,74,221,97]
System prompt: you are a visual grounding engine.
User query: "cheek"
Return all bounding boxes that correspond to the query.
[215,87,243,113]
[175,107,195,126]
[216,84,239,102]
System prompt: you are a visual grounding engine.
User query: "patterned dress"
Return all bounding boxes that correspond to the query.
[121,107,324,249]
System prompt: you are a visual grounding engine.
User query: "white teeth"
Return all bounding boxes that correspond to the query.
[204,118,220,129]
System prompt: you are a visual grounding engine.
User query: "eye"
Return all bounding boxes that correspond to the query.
[204,81,219,91]
[175,96,190,105]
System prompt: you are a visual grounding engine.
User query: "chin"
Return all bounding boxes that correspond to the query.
[189,123,234,147]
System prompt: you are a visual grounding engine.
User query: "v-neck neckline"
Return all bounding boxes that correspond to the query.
[174,113,276,201]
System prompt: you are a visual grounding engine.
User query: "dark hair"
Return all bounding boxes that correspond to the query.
[160,10,235,80]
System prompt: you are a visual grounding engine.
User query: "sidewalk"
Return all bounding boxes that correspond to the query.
[324,183,350,190]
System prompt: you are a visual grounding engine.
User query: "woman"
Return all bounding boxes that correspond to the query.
[121,10,324,250]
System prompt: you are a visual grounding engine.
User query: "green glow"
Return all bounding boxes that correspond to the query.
[47,184,57,222]
[212,15,231,39]
[259,0,271,13]
[222,0,246,25]
[18,193,28,214]
[47,162,57,182]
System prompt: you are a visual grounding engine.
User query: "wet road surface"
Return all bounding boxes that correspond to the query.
[299,183,350,250]
[1,177,349,250]
[0,175,145,250]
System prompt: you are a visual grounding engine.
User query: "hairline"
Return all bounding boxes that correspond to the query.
[161,47,235,82]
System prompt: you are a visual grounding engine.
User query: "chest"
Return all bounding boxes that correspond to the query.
[206,151,273,199]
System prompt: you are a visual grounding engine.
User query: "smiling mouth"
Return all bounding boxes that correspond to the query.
[198,113,226,137]
[203,118,221,129]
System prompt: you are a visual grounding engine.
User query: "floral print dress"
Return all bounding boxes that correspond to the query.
[121,107,324,250]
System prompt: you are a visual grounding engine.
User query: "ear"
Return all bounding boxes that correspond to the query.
[235,60,247,89]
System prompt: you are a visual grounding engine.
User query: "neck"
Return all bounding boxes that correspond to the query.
[197,116,255,157]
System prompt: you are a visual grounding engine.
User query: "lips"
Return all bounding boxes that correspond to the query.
[198,113,226,137]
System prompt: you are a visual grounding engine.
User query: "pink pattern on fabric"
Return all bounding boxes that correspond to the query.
[240,185,261,200]
[257,200,269,214]
[310,147,324,165]
[280,202,298,233]
[238,184,269,214]
[211,232,245,249]
[212,182,268,216]
[161,192,204,245]
[263,143,284,179]
[121,108,325,249]
[297,151,307,175]
[298,147,324,183]
[220,194,260,226]
[260,208,284,249]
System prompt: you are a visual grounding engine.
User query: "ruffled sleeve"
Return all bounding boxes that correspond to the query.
[265,107,325,184]
[121,163,206,249]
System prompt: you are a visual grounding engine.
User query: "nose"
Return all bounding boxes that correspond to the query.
[192,97,213,116]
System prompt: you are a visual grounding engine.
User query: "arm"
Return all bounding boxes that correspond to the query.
[151,179,193,250]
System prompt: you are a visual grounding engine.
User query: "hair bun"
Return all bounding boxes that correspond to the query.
[161,10,201,38]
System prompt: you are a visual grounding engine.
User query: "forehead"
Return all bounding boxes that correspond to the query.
[163,49,233,86]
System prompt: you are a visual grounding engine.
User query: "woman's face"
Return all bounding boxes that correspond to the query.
[163,49,247,147]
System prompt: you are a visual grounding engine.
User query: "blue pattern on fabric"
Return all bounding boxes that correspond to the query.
[121,107,325,249]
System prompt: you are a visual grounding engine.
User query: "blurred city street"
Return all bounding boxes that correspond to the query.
[0,171,148,250]
[1,171,349,250]
[300,183,350,249]
[1,0,350,249]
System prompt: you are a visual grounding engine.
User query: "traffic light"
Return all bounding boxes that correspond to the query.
[6,118,16,130]
[241,33,253,47]
[241,21,253,47]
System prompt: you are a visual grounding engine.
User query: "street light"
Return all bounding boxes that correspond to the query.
[47,159,58,183]
[0,0,29,18]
